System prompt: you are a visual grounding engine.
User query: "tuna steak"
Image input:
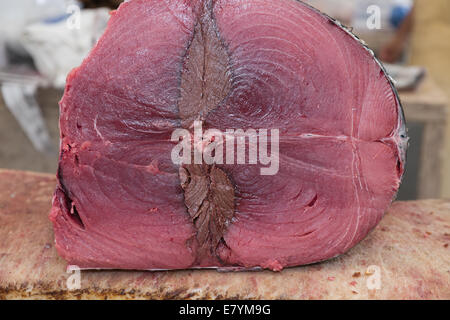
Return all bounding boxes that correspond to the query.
[50,0,408,271]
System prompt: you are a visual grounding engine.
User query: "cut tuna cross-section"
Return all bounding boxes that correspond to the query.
[50,0,408,271]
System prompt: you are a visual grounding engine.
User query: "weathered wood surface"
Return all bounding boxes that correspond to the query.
[0,169,449,300]
[399,77,449,199]
[400,77,448,123]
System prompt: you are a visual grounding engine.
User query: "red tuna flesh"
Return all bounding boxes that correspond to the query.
[50,0,408,271]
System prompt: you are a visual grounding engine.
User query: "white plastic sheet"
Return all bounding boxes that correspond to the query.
[21,8,110,88]
[0,0,73,58]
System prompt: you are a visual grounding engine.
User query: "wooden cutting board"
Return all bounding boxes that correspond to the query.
[0,169,448,300]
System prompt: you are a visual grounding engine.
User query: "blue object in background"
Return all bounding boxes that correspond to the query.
[390,5,411,28]
[43,13,72,24]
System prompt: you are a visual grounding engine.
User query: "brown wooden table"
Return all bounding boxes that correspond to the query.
[400,77,449,199]
[0,169,449,300]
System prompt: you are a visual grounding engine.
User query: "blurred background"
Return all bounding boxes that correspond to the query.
[0,0,448,200]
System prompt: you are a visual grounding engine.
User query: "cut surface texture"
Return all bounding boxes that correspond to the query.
[50,0,408,271]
